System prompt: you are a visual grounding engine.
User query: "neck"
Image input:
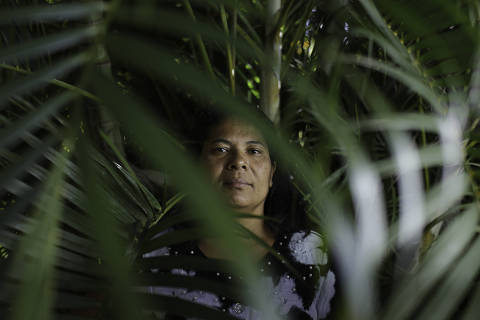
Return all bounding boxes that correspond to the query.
[198,214,275,261]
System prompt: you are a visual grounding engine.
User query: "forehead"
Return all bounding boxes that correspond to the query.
[206,118,267,143]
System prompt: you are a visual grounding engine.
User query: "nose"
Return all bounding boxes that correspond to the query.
[227,151,248,170]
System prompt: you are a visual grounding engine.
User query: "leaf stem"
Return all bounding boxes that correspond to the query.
[183,0,215,79]
[220,4,236,95]
[0,63,99,102]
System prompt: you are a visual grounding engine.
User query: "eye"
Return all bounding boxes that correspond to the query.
[213,146,228,153]
[248,148,262,155]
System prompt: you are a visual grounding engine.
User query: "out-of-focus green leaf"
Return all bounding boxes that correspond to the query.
[0,3,106,24]
[0,53,90,109]
[0,27,98,65]
[8,149,70,320]
[0,92,75,149]
[384,206,478,320]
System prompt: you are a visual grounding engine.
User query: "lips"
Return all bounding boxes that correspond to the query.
[222,178,252,189]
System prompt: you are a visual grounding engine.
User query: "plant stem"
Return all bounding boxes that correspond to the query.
[220,3,236,95]
[90,3,126,158]
[419,98,430,191]
[0,63,99,102]
[261,0,282,125]
[183,0,215,79]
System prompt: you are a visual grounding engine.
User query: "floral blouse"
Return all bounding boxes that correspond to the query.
[143,230,335,319]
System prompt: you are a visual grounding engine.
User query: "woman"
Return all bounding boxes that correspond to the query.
[143,111,335,319]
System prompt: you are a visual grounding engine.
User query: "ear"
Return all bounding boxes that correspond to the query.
[269,161,276,187]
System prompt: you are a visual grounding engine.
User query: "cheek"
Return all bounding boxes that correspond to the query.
[204,159,224,179]
[257,163,273,185]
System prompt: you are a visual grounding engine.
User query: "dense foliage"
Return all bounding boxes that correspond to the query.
[0,0,479,319]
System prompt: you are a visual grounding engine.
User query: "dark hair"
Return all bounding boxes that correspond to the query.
[190,108,306,237]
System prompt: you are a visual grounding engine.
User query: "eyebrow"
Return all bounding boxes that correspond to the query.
[209,138,266,147]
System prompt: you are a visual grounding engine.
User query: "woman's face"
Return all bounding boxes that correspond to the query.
[201,118,276,215]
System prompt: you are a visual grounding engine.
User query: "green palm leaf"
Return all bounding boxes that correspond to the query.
[0,0,479,319]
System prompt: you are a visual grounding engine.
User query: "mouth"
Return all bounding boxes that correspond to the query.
[222,179,252,189]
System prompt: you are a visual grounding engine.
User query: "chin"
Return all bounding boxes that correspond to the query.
[227,198,249,208]
[226,195,253,208]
